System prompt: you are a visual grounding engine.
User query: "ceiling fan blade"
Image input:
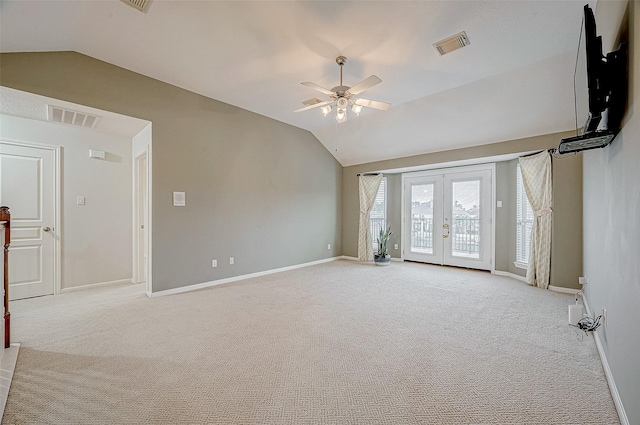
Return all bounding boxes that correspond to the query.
[347,75,382,96]
[301,82,335,96]
[294,100,333,113]
[355,98,391,111]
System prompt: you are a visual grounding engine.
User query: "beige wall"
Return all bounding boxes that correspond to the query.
[584,1,639,422]
[0,52,342,293]
[342,131,583,289]
[0,114,133,289]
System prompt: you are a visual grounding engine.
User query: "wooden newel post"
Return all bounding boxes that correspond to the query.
[1,206,10,349]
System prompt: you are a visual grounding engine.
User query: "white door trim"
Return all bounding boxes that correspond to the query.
[401,163,496,271]
[0,138,61,295]
[133,150,147,285]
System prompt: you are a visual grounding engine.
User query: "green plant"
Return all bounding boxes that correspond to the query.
[376,226,392,257]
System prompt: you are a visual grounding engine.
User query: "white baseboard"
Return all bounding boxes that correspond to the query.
[548,285,581,295]
[340,255,403,262]
[60,278,133,294]
[492,270,527,283]
[149,256,342,298]
[492,272,581,295]
[582,297,629,425]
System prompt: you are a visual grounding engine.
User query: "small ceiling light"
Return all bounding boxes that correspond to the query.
[336,108,347,123]
[351,104,363,115]
[321,105,332,116]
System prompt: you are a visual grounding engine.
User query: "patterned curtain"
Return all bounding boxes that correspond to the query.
[358,174,383,261]
[519,151,553,289]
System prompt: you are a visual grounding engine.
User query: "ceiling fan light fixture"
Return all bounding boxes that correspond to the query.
[336,108,347,123]
[321,105,332,116]
[351,104,363,115]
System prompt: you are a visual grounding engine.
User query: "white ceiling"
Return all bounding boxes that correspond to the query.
[0,0,595,166]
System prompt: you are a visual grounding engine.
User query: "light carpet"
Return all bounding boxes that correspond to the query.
[2,260,619,424]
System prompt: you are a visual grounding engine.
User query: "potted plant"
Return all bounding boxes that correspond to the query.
[374,226,392,266]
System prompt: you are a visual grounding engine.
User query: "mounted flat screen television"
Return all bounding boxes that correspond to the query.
[558,5,627,154]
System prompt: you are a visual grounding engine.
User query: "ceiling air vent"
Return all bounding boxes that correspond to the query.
[303,98,324,106]
[47,105,100,130]
[120,0,152,13]
[434,31,470,56]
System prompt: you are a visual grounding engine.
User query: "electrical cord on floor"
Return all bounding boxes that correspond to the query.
[578,315,602,333]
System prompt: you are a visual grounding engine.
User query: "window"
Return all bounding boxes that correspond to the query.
[370,177,387,250]
[516,164,534,267]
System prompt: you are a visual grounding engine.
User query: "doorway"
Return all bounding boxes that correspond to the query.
[402,164,494,270]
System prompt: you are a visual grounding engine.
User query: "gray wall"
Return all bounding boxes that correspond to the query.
[494,161,512,274]
[584,1,639,423]
[342,132,583,289]
[0,52,342,293]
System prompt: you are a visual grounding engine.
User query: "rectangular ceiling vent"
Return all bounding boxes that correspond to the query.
[303,98,323,106]
[120,0,152,13]
[434,31,470,56]
[47,105,100,130]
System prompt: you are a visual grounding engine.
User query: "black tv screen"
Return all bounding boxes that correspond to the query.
[558,5,627,154]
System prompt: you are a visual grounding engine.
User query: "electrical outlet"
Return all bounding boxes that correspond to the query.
[394,244,398,250]
[579,276,587,285]
[230,257,234,265]
[211,259,217,268]
[602,308,607,325]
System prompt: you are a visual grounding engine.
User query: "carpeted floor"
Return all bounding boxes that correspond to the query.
[2,260,619,424]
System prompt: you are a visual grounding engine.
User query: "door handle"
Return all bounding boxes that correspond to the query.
[43,227,51,232]
[442,224,449,238]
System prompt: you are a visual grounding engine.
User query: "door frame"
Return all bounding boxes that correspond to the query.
[0,138,62,295]
[401,163,496,272]
[132,147,152,294]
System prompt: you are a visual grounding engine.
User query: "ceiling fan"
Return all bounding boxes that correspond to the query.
[295,56,391,123]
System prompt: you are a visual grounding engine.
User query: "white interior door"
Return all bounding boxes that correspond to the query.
[0,142,56,300]
[403,166,493,271]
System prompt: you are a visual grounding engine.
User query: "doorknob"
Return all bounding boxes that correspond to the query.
[442,223,449,238]
[43,227,51,232]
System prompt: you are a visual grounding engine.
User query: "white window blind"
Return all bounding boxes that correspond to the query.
[369,177,387,250]
[516,164,535,265]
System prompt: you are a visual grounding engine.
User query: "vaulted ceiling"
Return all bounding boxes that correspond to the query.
[0,0,594,166]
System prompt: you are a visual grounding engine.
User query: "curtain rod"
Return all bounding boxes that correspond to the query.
[357,173,382,176]
[520,148,556,158]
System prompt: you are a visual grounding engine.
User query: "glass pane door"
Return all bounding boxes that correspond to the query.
[451,179,481,259]
[443,170,491,269]
[403,175,443,264]
[403,166,492,271]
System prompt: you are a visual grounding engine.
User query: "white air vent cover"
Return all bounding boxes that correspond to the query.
[47,105,100,129]
[120,0,152,13]
[303,98,323,106]
[434,31,470,56]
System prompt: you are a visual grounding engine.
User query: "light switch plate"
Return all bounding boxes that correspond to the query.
[77,196,85,205]
[173,192,186,207]
[497,201,503,208]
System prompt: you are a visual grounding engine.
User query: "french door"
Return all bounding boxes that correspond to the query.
[403,165,493,270]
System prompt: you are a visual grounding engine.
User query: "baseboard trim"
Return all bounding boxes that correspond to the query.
[492,270,527,283]
[150,256,342,298]
[548,285,581,295]
[340,255,403,262]
[583,297,629,425]
[60,278,133,294]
